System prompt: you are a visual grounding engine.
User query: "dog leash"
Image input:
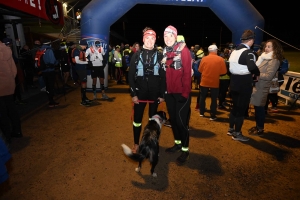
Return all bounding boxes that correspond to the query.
[131,100,166,121]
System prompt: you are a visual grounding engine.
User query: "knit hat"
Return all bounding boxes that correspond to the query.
[143,29,156,40]
[164,25,177,38]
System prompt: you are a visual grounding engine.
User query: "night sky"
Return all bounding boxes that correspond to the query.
[110,1,299,50]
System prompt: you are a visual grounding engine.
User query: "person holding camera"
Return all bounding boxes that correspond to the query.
[128,27,165,154]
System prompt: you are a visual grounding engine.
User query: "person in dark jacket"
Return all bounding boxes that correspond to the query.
[38,39,60,107]
[162,25,192,165]
[226,30,260,141]
[20,44,36,89]
[128,27,165,154]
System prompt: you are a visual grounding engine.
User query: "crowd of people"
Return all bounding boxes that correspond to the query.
[0,27,287,170]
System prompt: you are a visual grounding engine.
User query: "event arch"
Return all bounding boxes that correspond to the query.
[80,0,264,87]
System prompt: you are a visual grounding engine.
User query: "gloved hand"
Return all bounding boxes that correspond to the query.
[87,61,93,69]
[178,96,187,103]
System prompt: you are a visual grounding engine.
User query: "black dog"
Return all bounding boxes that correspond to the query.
[121,111,167,177]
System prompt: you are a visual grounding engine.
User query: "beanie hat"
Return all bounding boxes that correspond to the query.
[143,29,156,40]
[164,25,177,38]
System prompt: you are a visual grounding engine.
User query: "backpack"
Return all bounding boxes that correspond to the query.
[278,59,289,74]
[192,59,201,77]
[35,49,48,70]
[71,48,86,63]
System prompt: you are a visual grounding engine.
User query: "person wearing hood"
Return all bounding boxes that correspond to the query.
[161,25,192,165]
[38,39,59,107]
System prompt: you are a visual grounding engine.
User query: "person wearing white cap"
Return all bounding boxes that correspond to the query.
[198,44,227,120]
[162,25,192,165]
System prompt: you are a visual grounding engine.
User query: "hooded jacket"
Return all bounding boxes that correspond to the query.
[0,42,17,96]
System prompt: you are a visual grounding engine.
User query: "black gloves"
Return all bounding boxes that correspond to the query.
[87,61,93,70]
[178,96,187,103]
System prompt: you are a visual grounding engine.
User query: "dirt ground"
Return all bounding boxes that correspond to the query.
[1,81,300,200]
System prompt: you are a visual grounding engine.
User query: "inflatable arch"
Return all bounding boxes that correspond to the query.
[81,0,264,88]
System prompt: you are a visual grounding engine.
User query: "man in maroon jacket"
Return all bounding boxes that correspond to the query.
[162,25,192,165]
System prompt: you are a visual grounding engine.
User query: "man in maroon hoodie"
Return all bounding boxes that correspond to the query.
[162,25,192,165]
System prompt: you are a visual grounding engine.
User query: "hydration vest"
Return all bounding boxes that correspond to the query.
[71,48,86,63]
[163,42,185,70]
[135,50,160,77]
[89,47,101,53]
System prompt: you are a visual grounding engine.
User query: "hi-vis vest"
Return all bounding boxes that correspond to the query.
[136,51,159,76]
[115,52,122,67]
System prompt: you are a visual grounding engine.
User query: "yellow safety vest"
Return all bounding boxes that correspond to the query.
[115,52,122,67]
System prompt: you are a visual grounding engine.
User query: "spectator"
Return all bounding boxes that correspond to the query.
[132,42,140,53]
[114,45,123,84]
[38,39,60,107]
[2,38,27,105]
[249,39,283,136]
[57,42,71,88]
[122,50,131,84]
[108,45,115,80]
[20,44,36,89]
[227,30,260,141]
[199,44,227,120]
[0,40,23,146]
[162,25,192,165]
[72,40,91,106]
[218,49,231,109]
[85,40,109,100]
[33,39,46,91]
[128,27,165,153]
[76,9,81,27]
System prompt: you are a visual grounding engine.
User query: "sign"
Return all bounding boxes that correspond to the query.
[278,71,300,104]
[0,0,64,25]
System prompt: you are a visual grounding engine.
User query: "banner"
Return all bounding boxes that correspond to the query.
[278,71,300,104]
[0,0,64,25]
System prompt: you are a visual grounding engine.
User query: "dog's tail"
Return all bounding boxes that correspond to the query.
[121,144,145,162]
